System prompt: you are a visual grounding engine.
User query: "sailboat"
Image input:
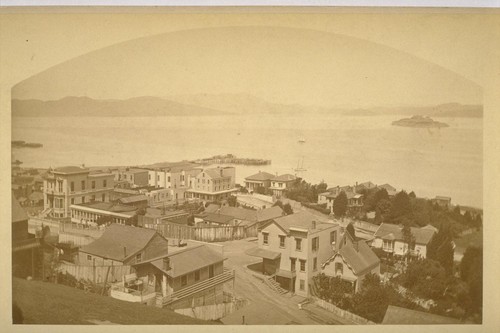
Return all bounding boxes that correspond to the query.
[294,157,307,174]
[298,137,306,143]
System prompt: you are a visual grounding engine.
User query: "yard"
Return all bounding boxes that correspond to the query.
[12,278,215,325]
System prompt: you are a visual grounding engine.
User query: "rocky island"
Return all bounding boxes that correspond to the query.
[392,115,449,128]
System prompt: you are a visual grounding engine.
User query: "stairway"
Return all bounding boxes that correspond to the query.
[265,276,288,295]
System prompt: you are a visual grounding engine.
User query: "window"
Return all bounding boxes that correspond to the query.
[102,194,106,202]
[168,176,171,182]
[263,232,269,245]
[299,279,305,291]
[291,258,296,272]
[313,257,318,271]
[330,231,337,245]
[87,255,92,261]
[92,181,95,189]
[136,253,142,263]
[279,235,286,248]
[312,237,319,252]
[70,182,74,192]
[194,270,200,282]
[383,240,394,251]
[335,262,343,276]
[91,195,95,202]
[103,179,107,187]
[81,180,85,190]
[149,174,151,180]
[181,275,187,286]
[71,198,74,205]
[300,259,306,272]
[295,238,302,251]
[81,196,85,203]
[209,265,214,278]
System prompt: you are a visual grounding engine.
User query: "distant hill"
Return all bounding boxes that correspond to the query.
[12,95,482,118]
[11,96,227,117]
[346,103,483,118]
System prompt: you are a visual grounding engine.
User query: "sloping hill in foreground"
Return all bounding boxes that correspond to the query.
[12,278,215,325]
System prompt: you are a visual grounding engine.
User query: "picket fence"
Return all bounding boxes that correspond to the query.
[313,297,375,325]
[58,262,131,284]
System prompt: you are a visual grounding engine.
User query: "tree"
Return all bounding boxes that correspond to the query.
[346,223,356,240]
[96,215,113,226]
[428,221,455,275]
[401,222,416,259]
[389,191,412,223]
[403,259,447,299]
[332,191,348,217]
[409,191,416,199]
[374,199,391,224]
[460,246,483,316]
[187,214,195,226]
[227,195,238,207]
[273,200,284,209]
[283,203,293,215]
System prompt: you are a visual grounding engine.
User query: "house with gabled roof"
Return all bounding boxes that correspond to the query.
[78,224,169,266]
[269,174,297,198]
[246,210,339,297]
[320,231,380,293]
[116,243,235,310]
[371,223,437,258]
[244,171,275,192]
[186,166,238,202]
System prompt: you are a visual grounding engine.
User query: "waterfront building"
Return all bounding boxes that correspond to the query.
[269,174,297,198]
[185,166,238,202]
[42,166,114,219]
[244,171,275,192]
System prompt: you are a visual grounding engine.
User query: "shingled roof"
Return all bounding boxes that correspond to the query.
[322,240,380,275]
[271,211,333,233]
[79,224,162,261]
[151,245,224,278]
[374,223,436,245]
[245,171,275,181]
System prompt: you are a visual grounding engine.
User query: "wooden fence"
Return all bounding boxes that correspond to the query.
[313,297,375,325]
[58,262,131,284]
[174,298,247,321]
[155,222,253,242]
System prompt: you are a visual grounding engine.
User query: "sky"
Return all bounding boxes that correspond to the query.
[7,10,488,108]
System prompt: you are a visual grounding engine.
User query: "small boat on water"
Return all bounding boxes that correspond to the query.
[298,138,306,143]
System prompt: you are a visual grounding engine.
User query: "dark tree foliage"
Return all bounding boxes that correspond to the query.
[427,221,455,275]
[284,179,327,203]
[332,191,348,217]
[401,222,416,257]
[346,223,356,240]
[374,199,391,225]
[409,191,417,199]
[95,215,113,226]
[273,200,284,209]
[388,191,412,223]
[227,195,238,207]
[283,203,294,215]
[402,259,447,299]
[255,186,272,196]
[187,215,195,226]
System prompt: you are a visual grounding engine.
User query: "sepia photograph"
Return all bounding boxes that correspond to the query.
[1,3,499,329]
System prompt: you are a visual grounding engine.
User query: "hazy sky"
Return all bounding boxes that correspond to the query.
[11,23,483,108]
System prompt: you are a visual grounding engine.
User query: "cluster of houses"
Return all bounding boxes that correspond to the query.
[11,155,45,209]
[318,181,398,215]
[246,209,440,298]
[244,171,298,198]
[40,163,240,226]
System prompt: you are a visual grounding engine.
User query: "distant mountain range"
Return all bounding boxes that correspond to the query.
[12,95,483,118]
[11,96,226,117]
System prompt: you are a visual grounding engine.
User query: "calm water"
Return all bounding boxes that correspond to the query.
[12,114,482,207]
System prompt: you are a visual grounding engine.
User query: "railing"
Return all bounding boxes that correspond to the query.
[163,269,235,305]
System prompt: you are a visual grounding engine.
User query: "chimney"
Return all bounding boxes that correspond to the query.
[163,257,170,271]
[311,220,316,229]
[123,247,127,258]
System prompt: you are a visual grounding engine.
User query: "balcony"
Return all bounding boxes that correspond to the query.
[162,269,235,306]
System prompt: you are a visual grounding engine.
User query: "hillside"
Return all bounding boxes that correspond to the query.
[12,278,214,325]
[11,96,227,117]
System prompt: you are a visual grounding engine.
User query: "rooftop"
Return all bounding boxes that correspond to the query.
[118,195,149,204]
[382,305,462,324]
[271,211,334,234]
[72,202,137,214]
[150,245,224,278]
[201,212,234,224]
[52,166,89,174]
[323,240,380,275]
[80,224,162,261]
[271,174,297,182]
[245,171,275,181]
[374,223,436,245]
